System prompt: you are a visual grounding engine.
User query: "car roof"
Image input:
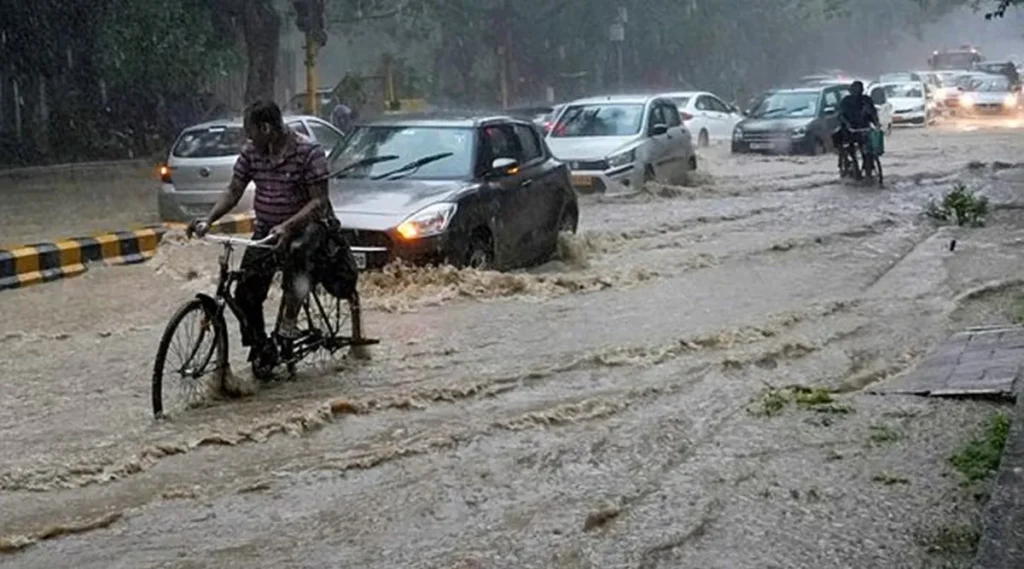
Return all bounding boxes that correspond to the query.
[360,110,530,128]
[564,94,661,105]
[660,91,706,98]
[181,114,325,131]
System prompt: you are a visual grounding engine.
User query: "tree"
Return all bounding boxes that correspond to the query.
[207,0,282,104]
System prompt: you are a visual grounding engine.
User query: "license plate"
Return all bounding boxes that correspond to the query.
[353,252,367,270]
[571,175,593,187]
[749,142,773,150]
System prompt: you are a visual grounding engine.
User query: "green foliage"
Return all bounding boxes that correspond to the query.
[950,411,1011,484]
[96,0,239,95]
[926,183,990,226]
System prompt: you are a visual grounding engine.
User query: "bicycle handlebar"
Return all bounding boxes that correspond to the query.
[203,234,277,248]
[202,232,388,254]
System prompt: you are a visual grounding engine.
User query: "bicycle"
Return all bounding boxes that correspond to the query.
[838,126,883,187]
[151,233,382,418]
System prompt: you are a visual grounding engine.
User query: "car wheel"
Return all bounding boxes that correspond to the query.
[642,164,656,183]
[462,229,494,271]
[697,129,709,147]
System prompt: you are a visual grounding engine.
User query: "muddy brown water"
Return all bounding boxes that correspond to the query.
[1,123,1024,568]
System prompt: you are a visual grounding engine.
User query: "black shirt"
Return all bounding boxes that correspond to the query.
[839,94,878,129]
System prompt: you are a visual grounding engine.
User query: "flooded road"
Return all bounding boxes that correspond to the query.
[2,122,1024,568]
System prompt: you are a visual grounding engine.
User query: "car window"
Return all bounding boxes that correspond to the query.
[661,103,682,126]
[171,126,246,158]
[287,121,310,137]
[549,104,644,137]
[672,97,690,109]
[648,104,667,128]
[749,91,820,118]
[823,89,841,110]
[513,123,543,163]
[306,120,343,150]
[708,96,730,113]
[477,124,522,174]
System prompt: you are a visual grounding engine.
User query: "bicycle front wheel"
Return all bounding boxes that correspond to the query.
[152,299,228,418]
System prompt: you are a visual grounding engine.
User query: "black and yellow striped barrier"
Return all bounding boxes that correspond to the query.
[0,214,255,291]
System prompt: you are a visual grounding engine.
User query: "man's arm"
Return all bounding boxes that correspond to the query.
[274,145,331,234]
[205,150,251,224]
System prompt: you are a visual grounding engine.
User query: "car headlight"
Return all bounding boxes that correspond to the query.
[1005,94,1017,106]
[961,94,974,107]
[607,149,636,168]
[791,126,807,138]
[913,104,925,112]
[395,202,457,240]
[733,128,743,140]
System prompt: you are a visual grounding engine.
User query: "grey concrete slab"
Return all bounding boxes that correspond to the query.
[869,327,1024,398]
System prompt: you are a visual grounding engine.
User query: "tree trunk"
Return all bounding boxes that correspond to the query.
[243,0,281,104]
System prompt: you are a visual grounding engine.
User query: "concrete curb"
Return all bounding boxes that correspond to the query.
[0,214,255,291]
[971,392,1024,569]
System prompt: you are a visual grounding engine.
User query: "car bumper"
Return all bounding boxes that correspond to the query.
[567,164,639,194]
[158,184,254,223]
[892,111,927,125]
[731,135,813,154]
[959,104,1019,116]
[339,228,451,270]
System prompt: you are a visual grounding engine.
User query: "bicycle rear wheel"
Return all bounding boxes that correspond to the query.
[303,287,373,373]
[152,299,228,418]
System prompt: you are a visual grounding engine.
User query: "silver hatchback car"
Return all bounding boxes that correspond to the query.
[158,115,346,222]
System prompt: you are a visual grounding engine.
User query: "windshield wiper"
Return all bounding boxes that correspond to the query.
[330,154,400,178]
[370,152,454,180]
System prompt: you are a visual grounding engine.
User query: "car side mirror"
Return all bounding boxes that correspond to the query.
[489,157,519,178]
[650,123,669,136]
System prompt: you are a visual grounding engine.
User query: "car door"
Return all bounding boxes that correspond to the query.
[820,87,843,149]
[708,95,742,139]
[643,103,672,181]
[511,122,559,257]
[695,94,726,139]
[659,101,691,179]
[477,123,535,267]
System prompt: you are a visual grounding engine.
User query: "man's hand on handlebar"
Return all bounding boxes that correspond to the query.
[187,218,211,239]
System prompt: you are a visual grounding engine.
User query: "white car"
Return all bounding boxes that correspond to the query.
[158,115,346,222]
[545,94,696,193]
[662,91,744,146]
[879,81,934,126]
[866,83,894,134]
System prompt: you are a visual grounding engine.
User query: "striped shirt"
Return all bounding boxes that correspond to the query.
[232,131,331,229]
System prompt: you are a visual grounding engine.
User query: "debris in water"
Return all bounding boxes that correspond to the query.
[584,503,622,531]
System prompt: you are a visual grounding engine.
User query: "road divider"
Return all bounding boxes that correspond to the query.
[0,214,255,291]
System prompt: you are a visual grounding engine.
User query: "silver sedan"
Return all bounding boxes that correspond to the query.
[158,115,346,222]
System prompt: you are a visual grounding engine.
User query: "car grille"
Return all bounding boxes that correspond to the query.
[569,159,608,171]
[339,229,391,250]
[740,131,789,143]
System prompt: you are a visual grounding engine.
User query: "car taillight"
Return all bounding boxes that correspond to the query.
[680,112,694,121]
[159,164,172,183]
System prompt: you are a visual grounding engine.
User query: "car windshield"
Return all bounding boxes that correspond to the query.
[171,126,247,158]
[932,52,978,70]
[549,104,645,137]
[883,83,924,98]
[967,76,1010,92]
[329,125,474,179]
[749,92,819,118]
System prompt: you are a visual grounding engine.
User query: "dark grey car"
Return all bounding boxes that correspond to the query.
[328,113,579,271]
[731,84,849,155]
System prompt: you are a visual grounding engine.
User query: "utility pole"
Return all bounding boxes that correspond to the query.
[497,0,509,109]
[609,9,625,92]
[294,0,327,115]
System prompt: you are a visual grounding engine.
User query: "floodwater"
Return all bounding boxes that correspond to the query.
[2,121,1024,568]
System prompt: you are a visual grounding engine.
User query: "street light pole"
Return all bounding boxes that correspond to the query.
[609,16,625,92]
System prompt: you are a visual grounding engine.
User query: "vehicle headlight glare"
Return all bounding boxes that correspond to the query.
[395,202,457,240]
[607,149,636,168]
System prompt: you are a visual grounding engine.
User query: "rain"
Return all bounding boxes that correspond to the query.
[3,1,1024,567]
